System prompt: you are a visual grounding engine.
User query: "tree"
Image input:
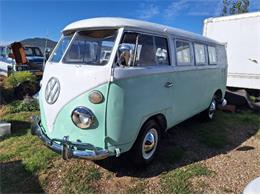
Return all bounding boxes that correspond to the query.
[221,0,250,16]
[222,0,231,16]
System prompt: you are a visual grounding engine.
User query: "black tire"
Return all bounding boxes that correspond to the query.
[200,98,217,121]
[129,120,161,166]
[14,81,40,100]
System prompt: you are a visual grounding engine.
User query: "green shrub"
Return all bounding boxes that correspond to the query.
[6,99,39,113]
[4,71,36,89]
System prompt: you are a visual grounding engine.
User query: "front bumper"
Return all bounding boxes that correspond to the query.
[31,116,110,160]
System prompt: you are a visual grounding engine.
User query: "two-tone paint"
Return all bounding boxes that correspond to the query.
[33,17,228,159]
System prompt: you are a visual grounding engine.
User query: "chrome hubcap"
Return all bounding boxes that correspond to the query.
[142,128,158,160]
[209,100,216,119]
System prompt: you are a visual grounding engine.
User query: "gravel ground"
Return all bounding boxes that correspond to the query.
[42,111,260,194]
[195,136,260,193]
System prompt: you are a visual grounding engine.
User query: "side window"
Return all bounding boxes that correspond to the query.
[194,43,206,65]
[136,34,156,66]
[34,48,43,56]
[24,48,34,56]
[154,37,170,65]
[176,40,192,65]
[208,45,217,65]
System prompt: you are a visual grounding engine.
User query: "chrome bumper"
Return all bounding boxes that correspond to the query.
[31,116,110,160]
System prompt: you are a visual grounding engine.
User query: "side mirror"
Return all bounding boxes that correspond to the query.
[44,48,51,61]
[45,48,51,53]
[118,44,132,66]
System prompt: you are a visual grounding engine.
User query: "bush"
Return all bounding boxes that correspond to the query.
[6,99,39,113]
[4,71,37,89]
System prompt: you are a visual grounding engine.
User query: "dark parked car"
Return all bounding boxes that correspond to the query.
[0,42,44,77]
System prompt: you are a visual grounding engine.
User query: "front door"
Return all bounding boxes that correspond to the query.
[106,32,173,146]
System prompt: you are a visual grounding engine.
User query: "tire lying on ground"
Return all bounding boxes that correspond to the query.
[14,81,40,100]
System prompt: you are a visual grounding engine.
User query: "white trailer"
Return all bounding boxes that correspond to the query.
[203,12,260,90]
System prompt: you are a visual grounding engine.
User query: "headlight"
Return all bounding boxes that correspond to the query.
[89,90,103,104]
[71,107,94,129]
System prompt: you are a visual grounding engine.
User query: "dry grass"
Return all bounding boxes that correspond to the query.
[0,108,259,193]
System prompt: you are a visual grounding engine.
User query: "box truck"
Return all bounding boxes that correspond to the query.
[203,12,260,91]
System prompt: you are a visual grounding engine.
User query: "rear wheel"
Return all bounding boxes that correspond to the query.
[200,98,217,121]
[130,120,161,166]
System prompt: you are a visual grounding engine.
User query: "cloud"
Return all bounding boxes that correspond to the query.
[187,0,222,17]
[213,0,223,16]
[164,0,189,18]
[136,0,230,21]
[0,40,12,45]
[163,0,220,21]
[188,12,212,16]
[137,4,159,20]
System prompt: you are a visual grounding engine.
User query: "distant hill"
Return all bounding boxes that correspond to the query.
[20,38,57,53]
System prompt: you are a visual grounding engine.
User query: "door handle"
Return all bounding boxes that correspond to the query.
[164,82,174,88]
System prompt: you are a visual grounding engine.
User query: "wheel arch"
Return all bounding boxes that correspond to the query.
[214,89,223,102]
[138,113,168,137]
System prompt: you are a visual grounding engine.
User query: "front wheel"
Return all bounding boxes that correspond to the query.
[129,120,161,166]
[200,98,217,121]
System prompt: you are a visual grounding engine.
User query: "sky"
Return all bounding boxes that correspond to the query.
[0,0,260,44]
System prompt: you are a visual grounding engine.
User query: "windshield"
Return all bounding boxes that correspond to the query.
[34,47,43,56]
[49,35,72,62]
[63,29,117,65]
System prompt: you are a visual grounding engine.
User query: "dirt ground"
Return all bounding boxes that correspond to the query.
[40,111,260,194]
[1,110,259,193]
[193,136,260,193]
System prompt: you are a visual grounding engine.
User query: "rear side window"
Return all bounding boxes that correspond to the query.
[194,43,206,65]
[208,46,217,64]
[154,37,170,65]
[176,40,192,65]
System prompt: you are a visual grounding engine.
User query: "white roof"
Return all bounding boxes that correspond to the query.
[63,17,220,44]
[204,11,260,24]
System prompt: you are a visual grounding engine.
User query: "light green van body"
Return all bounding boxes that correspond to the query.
[38,18,227,157]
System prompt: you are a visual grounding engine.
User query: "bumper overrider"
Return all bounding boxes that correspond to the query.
[31,116,110,160]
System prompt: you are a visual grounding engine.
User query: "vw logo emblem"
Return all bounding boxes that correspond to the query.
[45,77,60,104]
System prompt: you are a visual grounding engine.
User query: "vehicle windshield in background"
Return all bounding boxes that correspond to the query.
[49,35,73,63]
[63,29,117,65]
[24,47,43,57]
[0,46,5,57]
